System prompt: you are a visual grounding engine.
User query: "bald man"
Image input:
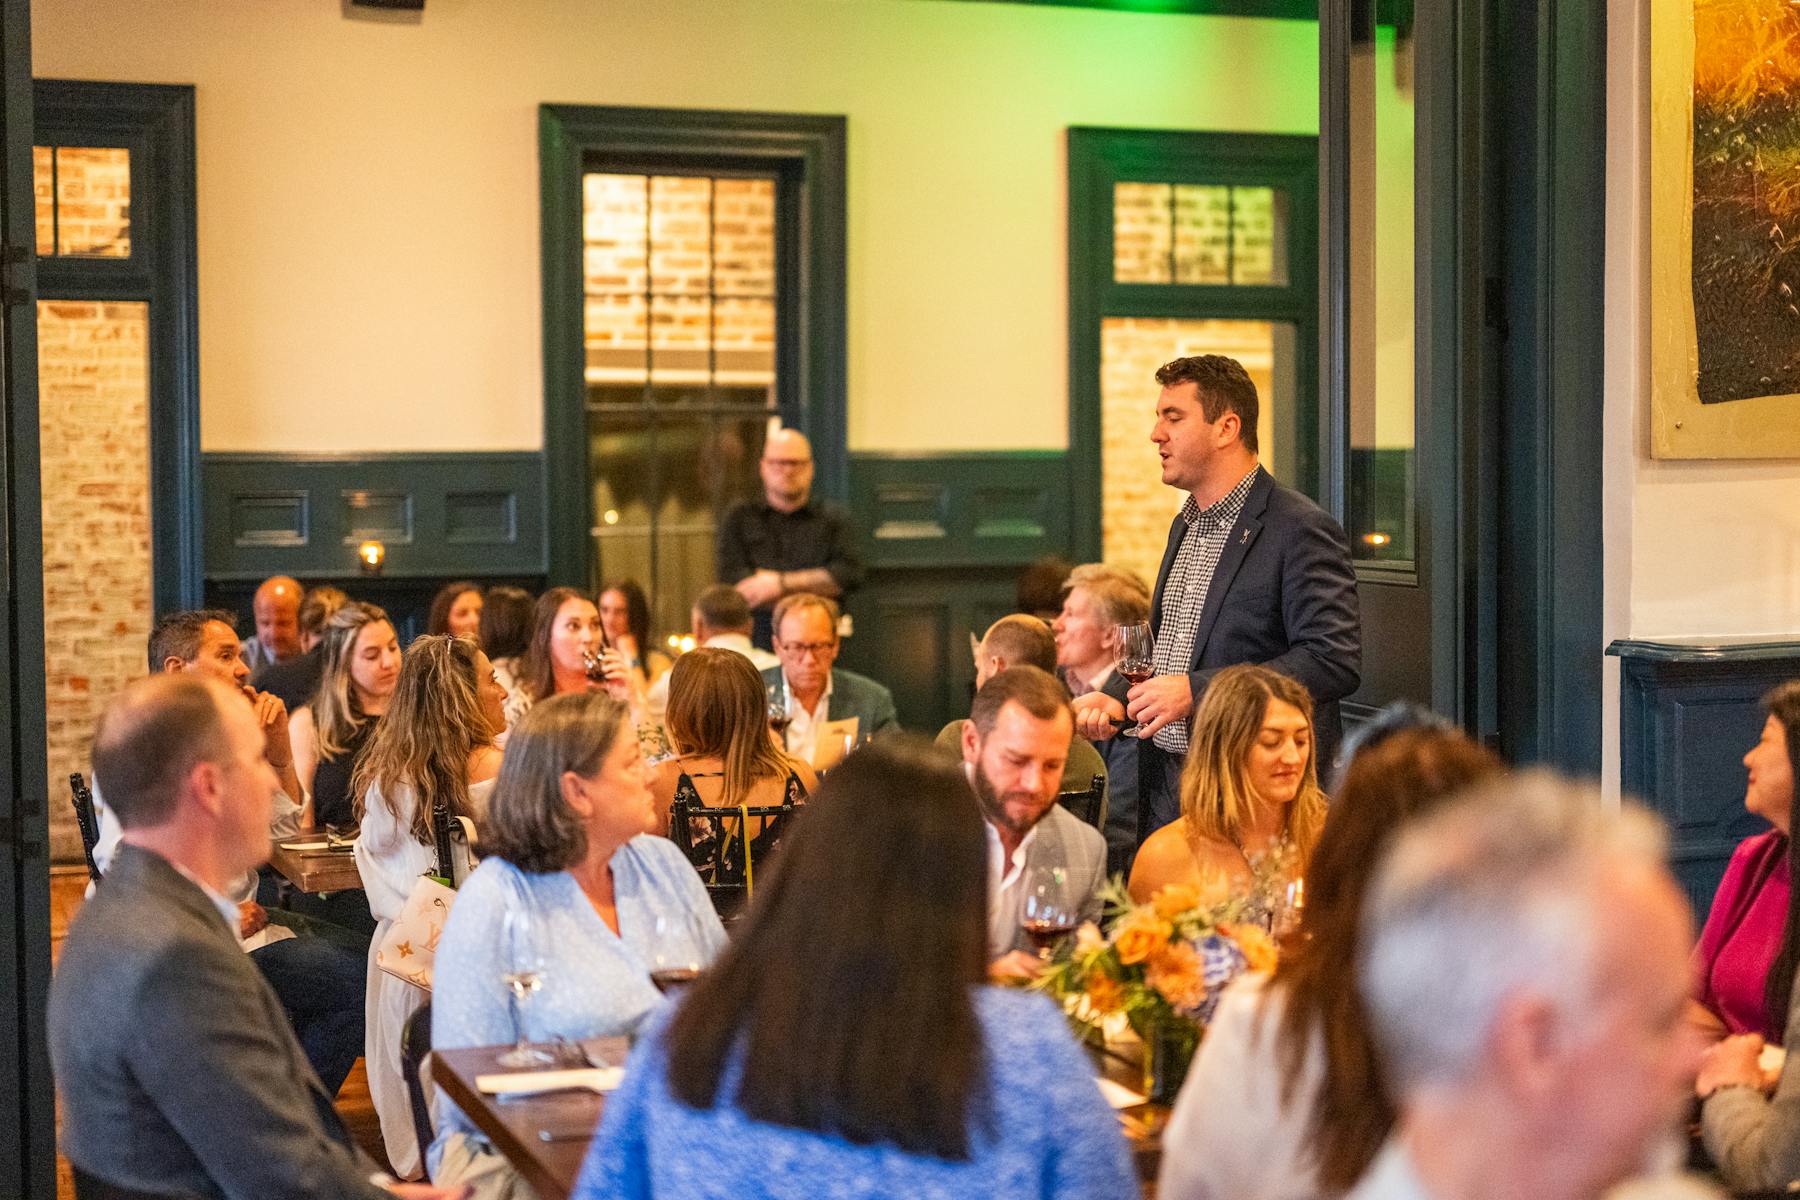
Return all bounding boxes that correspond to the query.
[242,574,304,677]
[717,427,864,647]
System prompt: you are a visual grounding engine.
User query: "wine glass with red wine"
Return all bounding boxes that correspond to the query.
[767,682,792,739]
[650,913,706,995]
[1114,622,1155,735]
[1020,864,1078,960]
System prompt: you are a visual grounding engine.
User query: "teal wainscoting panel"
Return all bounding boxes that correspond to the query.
[840,452,1072,732]
[203,452,545,582]
[1610,638,1800,923]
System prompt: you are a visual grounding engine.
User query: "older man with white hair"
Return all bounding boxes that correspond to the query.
[1350,772,1706,1200]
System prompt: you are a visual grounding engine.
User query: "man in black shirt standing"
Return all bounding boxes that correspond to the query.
[717,427,863,647]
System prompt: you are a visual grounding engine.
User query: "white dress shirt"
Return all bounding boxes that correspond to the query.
[782,673,834,765]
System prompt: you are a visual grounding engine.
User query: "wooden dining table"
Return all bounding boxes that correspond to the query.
[267,838,362,894]
[431,1038,1168,1200]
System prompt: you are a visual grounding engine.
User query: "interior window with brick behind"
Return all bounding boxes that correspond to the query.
[38,301,152,861]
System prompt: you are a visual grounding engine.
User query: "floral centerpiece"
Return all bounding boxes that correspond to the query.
[1031,875,1284,1102]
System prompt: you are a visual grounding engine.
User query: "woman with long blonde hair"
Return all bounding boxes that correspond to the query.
[1127,664,1325,906]
[289,601,402,830]
[650,648,816,885]
[351,634,506,1179]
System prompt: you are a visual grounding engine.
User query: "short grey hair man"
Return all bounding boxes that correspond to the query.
[1350,772,1704,1200]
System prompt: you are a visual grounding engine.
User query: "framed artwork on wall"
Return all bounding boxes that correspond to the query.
[1651,0,1800,458]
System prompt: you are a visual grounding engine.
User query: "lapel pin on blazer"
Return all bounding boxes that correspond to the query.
[1240,529,1252,544]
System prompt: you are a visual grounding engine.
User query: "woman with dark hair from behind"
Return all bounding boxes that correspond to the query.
[572,736,1138,1199]
[1158,721,1503,1199]
[476,584,534,730]
[1694,681,1800,1190]
[426,579,483,640]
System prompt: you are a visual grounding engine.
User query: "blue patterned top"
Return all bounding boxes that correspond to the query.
[571,987,1138,1200]
[428,838,726,1172]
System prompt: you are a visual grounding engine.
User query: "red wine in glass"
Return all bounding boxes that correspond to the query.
[1020,918,1076,954]
[649,968,700,994]
[1114,622,1156,736]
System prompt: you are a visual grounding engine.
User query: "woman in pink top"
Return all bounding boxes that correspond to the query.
[1692,681,1800,1044]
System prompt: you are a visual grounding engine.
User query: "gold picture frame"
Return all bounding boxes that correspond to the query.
[1650,0,1800,459]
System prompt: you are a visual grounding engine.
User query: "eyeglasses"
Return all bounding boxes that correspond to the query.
[778,640,836,658]
[761,458,812,469]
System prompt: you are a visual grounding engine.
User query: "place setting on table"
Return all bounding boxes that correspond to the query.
[268,826,362,894]
[430,908,710,1200]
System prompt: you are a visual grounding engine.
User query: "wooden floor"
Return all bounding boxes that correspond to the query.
[48,868,391,1198]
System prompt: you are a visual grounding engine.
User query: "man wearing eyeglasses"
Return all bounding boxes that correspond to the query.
[762,593,897,770]
[718,427,864,648]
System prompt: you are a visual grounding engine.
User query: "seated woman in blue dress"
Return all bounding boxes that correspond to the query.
[430,691,727,1193]
[572,735,1138,1200]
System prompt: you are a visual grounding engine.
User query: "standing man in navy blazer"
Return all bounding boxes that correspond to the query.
[1073,355,1360,838]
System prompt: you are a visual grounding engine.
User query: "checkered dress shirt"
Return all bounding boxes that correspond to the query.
[1150,465,1262,754]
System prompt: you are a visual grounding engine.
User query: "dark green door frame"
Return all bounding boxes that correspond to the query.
[1067,127,1320,560]
[537,105,847,588]
[34,79,202,613]
[1,0,53,1195]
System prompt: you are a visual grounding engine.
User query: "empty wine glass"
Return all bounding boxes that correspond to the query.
[649,912,707,995]
[497,905,552,1068]
[1114,622,1156,735]
[1020,863,1078,960]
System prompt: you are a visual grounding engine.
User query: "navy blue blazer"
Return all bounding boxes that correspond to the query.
[1113,469,1361,770]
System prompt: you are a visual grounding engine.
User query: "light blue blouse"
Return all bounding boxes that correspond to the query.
[428,836,726,1171]
[571,987,1139,1200]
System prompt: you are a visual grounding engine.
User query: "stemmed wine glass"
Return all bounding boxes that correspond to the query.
[1114,622,1156,736]
[649,912,707,995]
[767,682,792,741]
[1020,864,1078,960]
[497,905,552,1068]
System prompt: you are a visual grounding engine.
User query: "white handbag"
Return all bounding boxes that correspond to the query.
[374,797,476,991]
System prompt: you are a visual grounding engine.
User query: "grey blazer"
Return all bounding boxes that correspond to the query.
[990,803,1108,958]
[48,844,387,1200]
[761,664,901,737]
[1704,974,1800,1191]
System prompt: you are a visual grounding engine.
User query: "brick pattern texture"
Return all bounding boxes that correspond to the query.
[34,146,132,259]
[584,173,777,387]
[1112,181,1280,286]
[1100,317,1277,590]
[38,300,152,863]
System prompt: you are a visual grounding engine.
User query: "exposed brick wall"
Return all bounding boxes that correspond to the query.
[1112,182,1279,286]
[34,146,132,259]
[1100,317,1276,590]
[583,173,776,386]
[38,300,152,863]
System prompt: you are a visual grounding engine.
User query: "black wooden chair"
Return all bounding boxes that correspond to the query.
[667,795,802,921]
[1056,774,1106,831]
[401,1001,435,1168]
[69,772,103,885]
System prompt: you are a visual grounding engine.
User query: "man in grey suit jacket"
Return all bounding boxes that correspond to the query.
[959,666,1107,977]
[48,673,460,1200]
[762,591,899,768]
[1074,355,1360,837]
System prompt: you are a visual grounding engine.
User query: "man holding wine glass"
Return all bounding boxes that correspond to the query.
[960,667,1107,980]
[1072,355,1360,841]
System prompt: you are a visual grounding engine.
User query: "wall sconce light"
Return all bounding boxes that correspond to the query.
[358,540,386,574]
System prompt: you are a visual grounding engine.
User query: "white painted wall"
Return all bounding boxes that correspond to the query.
[31,0,1319,454]
[1603,0,1800,800]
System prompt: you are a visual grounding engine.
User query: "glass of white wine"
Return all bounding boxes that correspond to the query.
[497,904,552,1068]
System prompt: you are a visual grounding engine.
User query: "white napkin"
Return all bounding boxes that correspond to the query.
[1095,1076,1146,1110]
[475,1067,623,1096]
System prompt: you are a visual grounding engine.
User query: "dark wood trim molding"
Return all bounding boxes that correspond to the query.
[537,104,847,588]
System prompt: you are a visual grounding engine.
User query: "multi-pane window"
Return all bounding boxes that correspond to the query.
[583,171,781,637]
[33,146,132,258]
[1112,183,1287,286]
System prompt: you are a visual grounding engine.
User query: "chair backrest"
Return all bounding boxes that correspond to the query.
[71,1166,198,1200]
[69,773,103,885]
[667,795,801,920]
[1056,774,1105,830]
[400,1001,434,1167]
